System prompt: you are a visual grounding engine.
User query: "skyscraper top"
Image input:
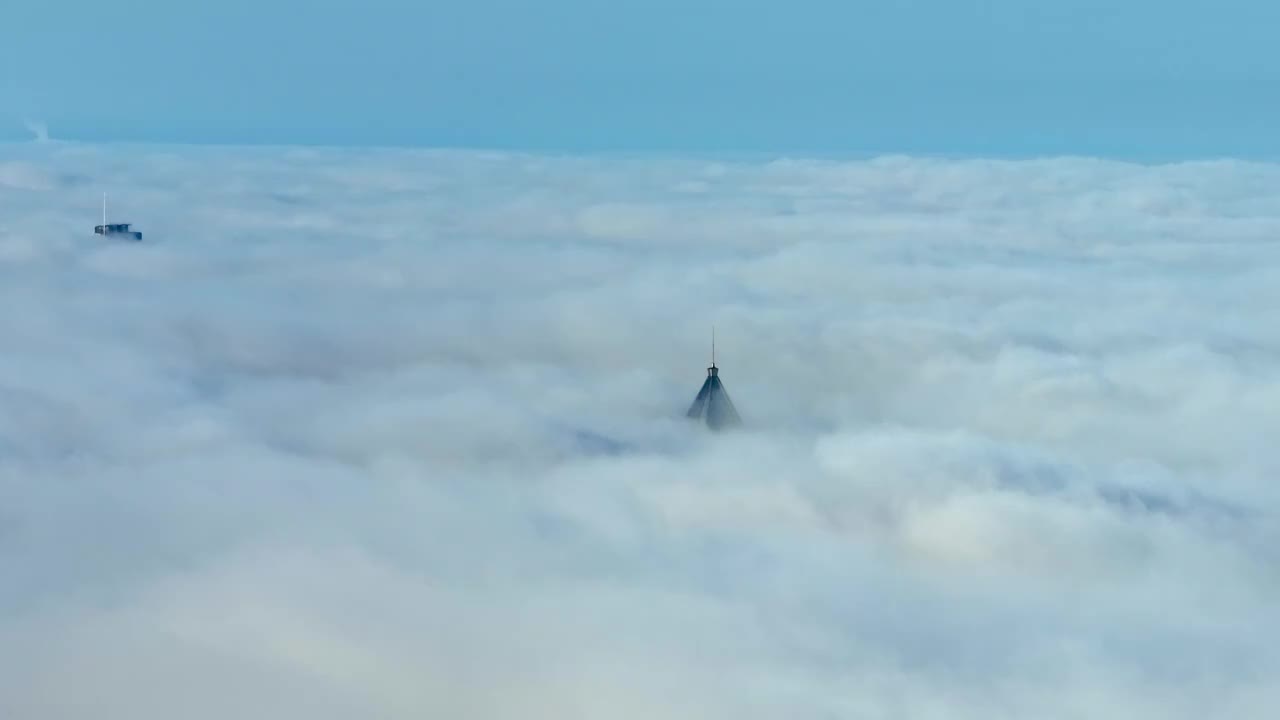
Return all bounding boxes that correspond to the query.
[686,329,742,431]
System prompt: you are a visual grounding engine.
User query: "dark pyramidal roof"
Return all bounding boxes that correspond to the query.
[687,354,742,431]
[687,365,742,430]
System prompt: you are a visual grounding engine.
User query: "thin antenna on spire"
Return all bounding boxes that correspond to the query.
[712,325,716,368]
[102,192,107,228]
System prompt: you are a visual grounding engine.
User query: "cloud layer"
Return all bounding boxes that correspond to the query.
[1,143,1278,719]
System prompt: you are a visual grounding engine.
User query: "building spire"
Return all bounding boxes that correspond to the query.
[687,326,741,430]
[708,326,718,377]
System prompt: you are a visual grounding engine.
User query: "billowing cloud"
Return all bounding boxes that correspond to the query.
[0,144,1277,719]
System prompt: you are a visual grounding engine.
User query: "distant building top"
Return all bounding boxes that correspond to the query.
[686,330,742,431]
[94,193,142,240]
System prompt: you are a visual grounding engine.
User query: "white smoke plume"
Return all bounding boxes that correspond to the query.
[22,118,50,143]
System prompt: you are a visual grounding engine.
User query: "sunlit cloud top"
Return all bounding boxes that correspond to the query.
[0,143,1277,719]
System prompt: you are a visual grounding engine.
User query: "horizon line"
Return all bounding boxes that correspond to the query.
[1,134,1276,166]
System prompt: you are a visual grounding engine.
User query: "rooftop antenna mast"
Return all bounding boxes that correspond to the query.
[102,192,107,229]
[712,326,716,368]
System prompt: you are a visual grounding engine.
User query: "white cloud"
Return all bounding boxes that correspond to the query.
[0,143,1277,718]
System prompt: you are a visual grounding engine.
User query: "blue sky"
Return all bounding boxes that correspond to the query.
[3,0,1279,156]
